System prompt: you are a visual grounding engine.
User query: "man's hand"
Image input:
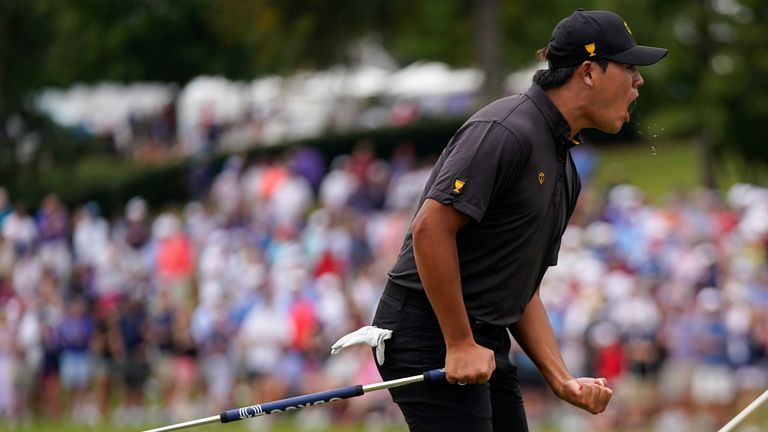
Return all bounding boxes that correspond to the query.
[444,341,496,385]
[557,377,613,414]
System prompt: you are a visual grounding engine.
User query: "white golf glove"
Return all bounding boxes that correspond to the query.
[331,325,393,366]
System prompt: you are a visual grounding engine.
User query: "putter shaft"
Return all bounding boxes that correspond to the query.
[143,415,220,432]
[718,388,768,432]
[141,369,445,432]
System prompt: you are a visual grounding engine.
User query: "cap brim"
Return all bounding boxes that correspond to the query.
[605,45,668,66]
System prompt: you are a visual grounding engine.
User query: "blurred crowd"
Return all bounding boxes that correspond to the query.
[0,141,767,431]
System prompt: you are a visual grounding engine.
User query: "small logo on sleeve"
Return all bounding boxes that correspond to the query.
[538,172,545,185]
[453,179,466,194]
[584,43,597,57]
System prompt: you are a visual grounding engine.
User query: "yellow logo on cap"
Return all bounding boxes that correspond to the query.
[453,179,465,194]
[624,21,632,35]
[538,172,545,185]
[584,43,596,57]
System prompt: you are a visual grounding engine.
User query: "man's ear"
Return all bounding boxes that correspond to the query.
[579,61,595,88]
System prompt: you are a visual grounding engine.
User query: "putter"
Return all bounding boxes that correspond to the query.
[718,388,768,432]
[142,369,446,432]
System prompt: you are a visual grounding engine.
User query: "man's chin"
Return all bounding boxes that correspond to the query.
[595,123,624,134]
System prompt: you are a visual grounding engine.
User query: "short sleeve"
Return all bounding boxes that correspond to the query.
[426,121,524,222]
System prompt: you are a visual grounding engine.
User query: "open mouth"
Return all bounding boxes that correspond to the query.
[625,98,638,122]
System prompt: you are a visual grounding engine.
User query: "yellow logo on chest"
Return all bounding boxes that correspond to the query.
[538,172,545,185]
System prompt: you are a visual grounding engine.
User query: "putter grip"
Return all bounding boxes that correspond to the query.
[423,369,447,383]
[220,385,364,423]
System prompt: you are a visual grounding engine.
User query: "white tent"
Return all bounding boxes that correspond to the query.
[386,61,483,97]
[37,82,175,134]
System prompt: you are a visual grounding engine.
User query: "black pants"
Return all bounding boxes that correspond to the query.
[372,282,528,432]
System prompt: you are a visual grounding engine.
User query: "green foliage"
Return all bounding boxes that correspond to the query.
[299,117,464,161]
[2,0,768,196]
[36,0,240,84]
[379,0,474,66]
[0,0,51,117]
[8,155,184,215]
[25,0,407,83]
[633,0,768,171]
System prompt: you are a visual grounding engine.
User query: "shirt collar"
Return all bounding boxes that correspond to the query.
[525,84,583,149]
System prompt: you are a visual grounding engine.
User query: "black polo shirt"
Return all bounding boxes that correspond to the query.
[388,84,582,327]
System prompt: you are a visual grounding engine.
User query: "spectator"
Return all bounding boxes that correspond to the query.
[0,188,12,228]
[3,203,37,252]
[238,285,291,424]
[58,295,95,423]
[167,307,199,421]
[0,306,15,419]
[114,296,150,425]
[1,147,767,431]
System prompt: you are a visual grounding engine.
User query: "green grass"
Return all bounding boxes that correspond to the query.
[594,140,699,201]
[590,138,756,203]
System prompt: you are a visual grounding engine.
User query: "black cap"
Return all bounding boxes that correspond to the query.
[546,9,668,68]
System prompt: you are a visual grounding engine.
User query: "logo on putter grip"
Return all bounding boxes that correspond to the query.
[266,397,344,414]
[239,405,264,419]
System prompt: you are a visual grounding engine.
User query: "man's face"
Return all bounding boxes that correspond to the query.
[587,61,644,133]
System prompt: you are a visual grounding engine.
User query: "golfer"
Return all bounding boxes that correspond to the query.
[372,9,668,431]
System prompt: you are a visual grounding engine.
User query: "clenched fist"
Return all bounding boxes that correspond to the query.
[557,377,613,414]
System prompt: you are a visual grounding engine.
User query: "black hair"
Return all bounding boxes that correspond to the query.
[533,66,578,90]
[532,48,609,90]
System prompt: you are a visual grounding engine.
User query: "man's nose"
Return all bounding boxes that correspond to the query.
[633,70,644,88]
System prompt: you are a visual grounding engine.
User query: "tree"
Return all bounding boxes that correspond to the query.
[0,1,56,176]
[5,0,768,191]
[637,0,768,185]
